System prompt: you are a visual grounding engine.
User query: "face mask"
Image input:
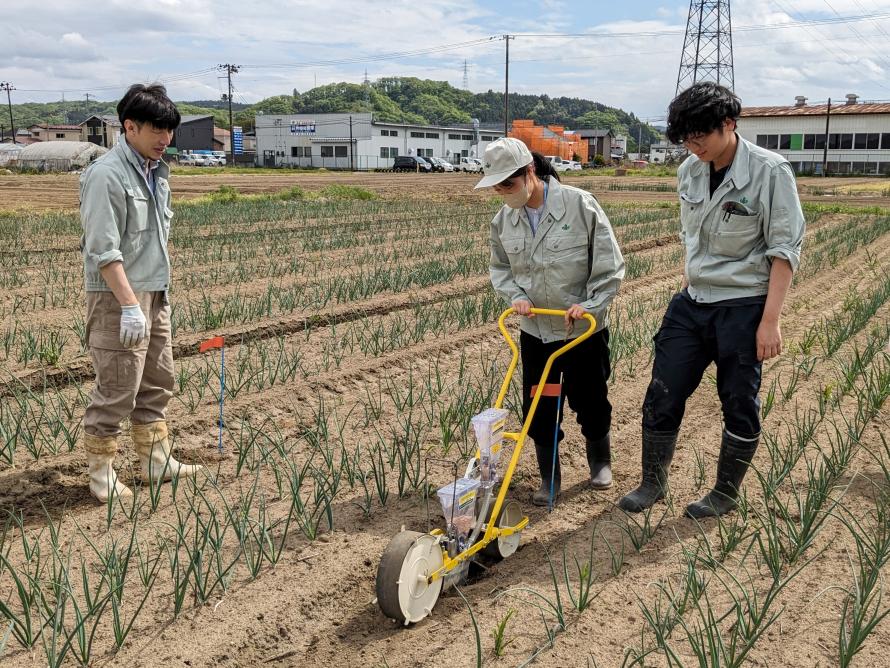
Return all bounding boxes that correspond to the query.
[503,175,532,209]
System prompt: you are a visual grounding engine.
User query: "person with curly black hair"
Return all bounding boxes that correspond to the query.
[618,82,805,518]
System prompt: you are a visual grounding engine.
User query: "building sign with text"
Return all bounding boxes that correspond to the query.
[290,121,316,135]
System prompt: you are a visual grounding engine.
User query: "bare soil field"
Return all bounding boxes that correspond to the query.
[0,173,887,667]
[2,170,890,210]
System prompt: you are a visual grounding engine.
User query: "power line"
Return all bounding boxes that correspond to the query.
[819,0,890,73]
[9,9,890,101]
[512,11,890,38]
[771,0,890,92]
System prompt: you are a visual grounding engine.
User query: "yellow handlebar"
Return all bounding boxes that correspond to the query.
[494,307,597,410]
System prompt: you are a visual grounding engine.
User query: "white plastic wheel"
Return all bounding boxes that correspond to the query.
[376,530,444,625]
[483,500,524,560]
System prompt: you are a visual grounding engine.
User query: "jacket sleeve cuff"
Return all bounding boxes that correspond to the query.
[95,250,124,267]
[765,247,800,273]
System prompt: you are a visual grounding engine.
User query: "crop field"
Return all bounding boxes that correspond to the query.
[0,172,887,667]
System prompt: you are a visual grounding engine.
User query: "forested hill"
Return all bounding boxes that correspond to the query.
[10,77,661,150]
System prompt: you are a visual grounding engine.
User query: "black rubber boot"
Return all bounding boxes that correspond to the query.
[532,440,561,507]
[586,432,612,490]
[617,429,678,513]
[686,431,758,519]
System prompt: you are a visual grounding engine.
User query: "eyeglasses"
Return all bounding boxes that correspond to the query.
[681,130,714,149]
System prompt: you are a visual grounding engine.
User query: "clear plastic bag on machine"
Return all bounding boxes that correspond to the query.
[471,408,509,485]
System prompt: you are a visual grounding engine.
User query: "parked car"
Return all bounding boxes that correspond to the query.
[458,157,483,172]
[209,151,227,166]
[178,153,207,166]
[545,156,571,172]
[426,157,454,172]
[393,155,432,172]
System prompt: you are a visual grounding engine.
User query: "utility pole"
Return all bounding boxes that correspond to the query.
[821,98,831,177]
[218,64,240,166]
[503,35,512,137]
[85,92,92,104]
[1,83,16,144]
[349,115,354,171]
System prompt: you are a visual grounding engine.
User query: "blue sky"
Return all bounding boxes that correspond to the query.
[3,1,890,120]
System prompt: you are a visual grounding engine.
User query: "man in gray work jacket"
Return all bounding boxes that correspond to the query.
[619,82,805,518]
[80,83,202,503]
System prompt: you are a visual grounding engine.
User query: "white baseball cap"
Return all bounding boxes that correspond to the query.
[474,137,533,189]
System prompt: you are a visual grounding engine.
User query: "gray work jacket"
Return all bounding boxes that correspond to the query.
[489,178,625,342]
[678,134,805,303]
[79,138,173,292]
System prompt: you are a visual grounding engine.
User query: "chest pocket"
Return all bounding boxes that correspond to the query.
[679,191,704,240]
[503,236,526,265]
[125,188,150,232]
[157,180,172,235]
[545,234,589,290]
[709,210,763,258]
[123,187,152,252]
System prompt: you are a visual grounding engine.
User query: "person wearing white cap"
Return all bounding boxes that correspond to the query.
[478,137,625,506]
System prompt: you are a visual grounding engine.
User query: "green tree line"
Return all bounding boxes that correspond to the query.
[7,77,662,149]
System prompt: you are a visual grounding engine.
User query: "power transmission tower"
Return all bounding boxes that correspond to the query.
[676,0,734,94]
[0,82,15,143]
[363,68,371,109]
[462,60,469,90]
[218,64,240,166]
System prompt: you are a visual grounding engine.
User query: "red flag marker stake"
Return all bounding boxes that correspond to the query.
[199,336,226,453]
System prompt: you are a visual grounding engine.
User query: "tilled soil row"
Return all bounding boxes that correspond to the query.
[0,275,492,397]
[0,238,888,667]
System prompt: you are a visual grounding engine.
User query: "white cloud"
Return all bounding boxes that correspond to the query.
[2,0,890,120]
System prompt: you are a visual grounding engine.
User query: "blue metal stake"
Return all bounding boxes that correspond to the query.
[548,372,564,513]
[218,345,225,453]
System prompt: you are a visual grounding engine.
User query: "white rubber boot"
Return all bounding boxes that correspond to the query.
[84,433,133,503]
[131,421,204,482]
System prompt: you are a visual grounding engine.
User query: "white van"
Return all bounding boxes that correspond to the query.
[459,157,483,172]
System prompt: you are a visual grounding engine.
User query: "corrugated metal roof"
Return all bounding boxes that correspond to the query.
[576,129,613,137]
[741,102,890,117]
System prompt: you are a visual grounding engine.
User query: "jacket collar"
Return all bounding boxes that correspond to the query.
[509,175,567,226]
[687,131,750,190]
[115,136,170,182]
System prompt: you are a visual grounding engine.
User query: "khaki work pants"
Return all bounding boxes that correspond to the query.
[83,291,174,437]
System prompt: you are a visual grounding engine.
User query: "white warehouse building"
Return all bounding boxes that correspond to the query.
[254,113,504,170]
[737,95,890,175]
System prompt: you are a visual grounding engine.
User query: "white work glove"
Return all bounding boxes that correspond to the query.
[119,304,149,348]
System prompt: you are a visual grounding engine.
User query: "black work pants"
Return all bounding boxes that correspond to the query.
[642,291,765,440]
[520,328,612,446]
